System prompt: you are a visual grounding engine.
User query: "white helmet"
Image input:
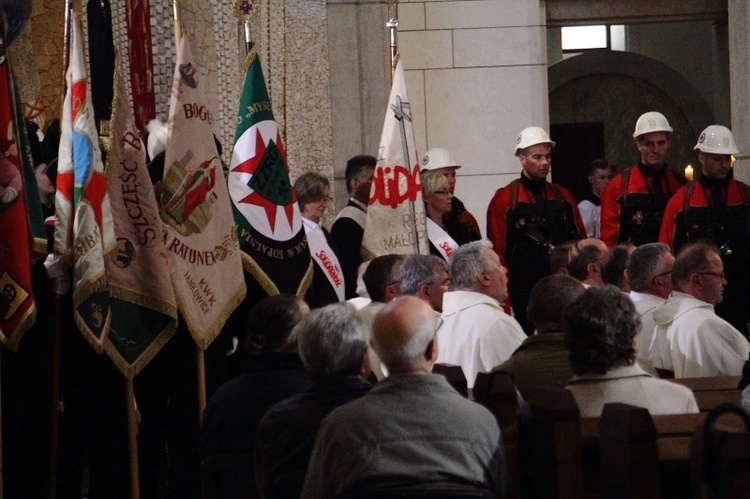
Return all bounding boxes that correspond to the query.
[633,112,673,139]
[420,148,461,172]
[515,126,555,156]
[694,125,739,155]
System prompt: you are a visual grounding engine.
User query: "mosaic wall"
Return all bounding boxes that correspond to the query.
[10,0,334,219]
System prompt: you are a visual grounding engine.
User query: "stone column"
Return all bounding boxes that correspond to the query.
[326,0,390,214]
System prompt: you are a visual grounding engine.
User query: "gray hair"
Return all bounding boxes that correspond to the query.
[450,240,494,291]
[399,254,449,295]
[626,243,671,292]
[296,303,368,382]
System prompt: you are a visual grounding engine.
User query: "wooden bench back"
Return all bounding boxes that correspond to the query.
[473,372,521,499]
[432,363,468,397]
[690,404,750,499]
[523,386,719,498]
[668,376,742,412]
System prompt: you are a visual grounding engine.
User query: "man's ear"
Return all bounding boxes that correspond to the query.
[588,261,601,277]
[478,271,491,287]
[690,273,702,289]
[425,336,438,362]
[418,283,431,302]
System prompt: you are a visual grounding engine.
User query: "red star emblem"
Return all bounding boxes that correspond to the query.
[232,128,295,233]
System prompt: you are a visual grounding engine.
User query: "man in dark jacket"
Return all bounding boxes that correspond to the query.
[254,303,371,499]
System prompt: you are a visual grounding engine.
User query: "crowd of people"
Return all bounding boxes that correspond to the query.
[196,111,750,498]
[10,110,750,497]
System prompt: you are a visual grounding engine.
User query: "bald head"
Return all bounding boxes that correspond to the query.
[372,296,438,374]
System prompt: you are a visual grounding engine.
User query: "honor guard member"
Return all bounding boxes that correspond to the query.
[331,155,376,299]
[660,125,750,336]
[487,126,586,334]
[600,112,683,247]
[420,148,482,244]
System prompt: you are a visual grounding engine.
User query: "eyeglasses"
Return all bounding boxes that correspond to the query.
[433,190,451,196]
[387,280,401,288]
[427,278,451,288]
[653,270,672,279]
[315,195,333,203]
[699,271,725,280]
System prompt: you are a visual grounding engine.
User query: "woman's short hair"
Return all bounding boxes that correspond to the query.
[294,172,329,209]
[564,285,639,375]
[421,172,449,198]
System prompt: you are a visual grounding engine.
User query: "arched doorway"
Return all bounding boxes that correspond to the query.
[548,50,712,201]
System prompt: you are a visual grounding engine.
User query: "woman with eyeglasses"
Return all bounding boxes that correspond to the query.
[295,172,346,307]
[423,172,460,262]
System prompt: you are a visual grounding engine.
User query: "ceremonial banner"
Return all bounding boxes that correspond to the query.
[13,73,47,258]
[125,0,155,138]
[0,29,36,349]
[54,18,116,351]
[103,70,177,378]
[228,48,312,296]
[160,34,245,349]
[362,57,428,257]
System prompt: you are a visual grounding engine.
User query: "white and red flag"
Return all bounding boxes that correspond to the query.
[362,57,428,257]
[54,17,115,351]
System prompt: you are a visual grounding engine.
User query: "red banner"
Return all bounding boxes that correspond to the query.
[126,0,155,139]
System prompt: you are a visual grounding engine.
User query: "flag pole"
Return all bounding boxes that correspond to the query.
[196,344,207,419]
[125,377,140,499]
[62,0,73,95]
[50,3,74,496]
[387,0,399,82]
[49,296,62,498]
[0,13,5,499]
[173,0,182,48]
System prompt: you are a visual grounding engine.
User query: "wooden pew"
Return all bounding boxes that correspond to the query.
[523,386,587,498]
[522,386,733,499]
[473,372,521,499]
[690,404,750,498]
[598,404,706,498]
[432,363,468,397]
[668,376,742,412]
